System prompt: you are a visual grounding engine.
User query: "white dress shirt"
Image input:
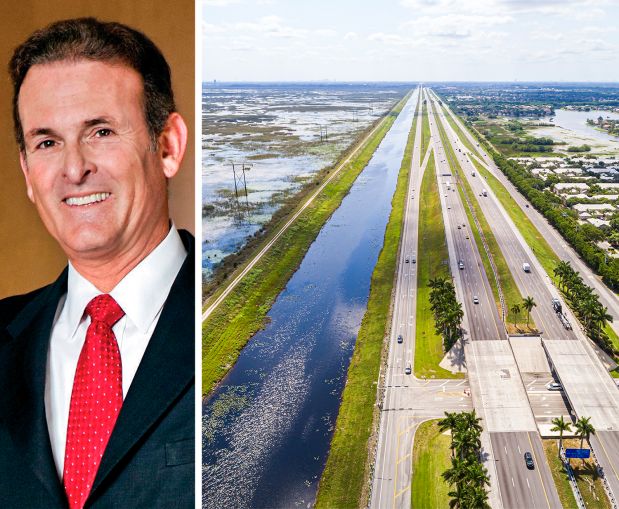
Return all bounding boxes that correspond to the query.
[44,225,187,478]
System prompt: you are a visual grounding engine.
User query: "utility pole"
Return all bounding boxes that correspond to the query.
[319,124,328,142]
[231,162,252,218]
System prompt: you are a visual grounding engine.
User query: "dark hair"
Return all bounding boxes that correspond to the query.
[9,17,176,151]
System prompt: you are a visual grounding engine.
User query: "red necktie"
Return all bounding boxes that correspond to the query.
[63,294,124,509]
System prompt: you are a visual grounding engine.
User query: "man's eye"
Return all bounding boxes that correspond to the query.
[95,128,113,137]
[36,140,56,150]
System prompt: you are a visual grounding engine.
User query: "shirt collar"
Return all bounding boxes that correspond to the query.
[65,224,187,336]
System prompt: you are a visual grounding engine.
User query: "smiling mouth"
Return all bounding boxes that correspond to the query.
[64,192,111,207]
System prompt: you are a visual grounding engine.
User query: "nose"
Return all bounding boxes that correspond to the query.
[63,142,96,184]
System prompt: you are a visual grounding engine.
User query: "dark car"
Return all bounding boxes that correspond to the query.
[397,334,403,344]
[524,452,534,469]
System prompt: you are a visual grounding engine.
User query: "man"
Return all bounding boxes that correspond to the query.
[0,18,194,508]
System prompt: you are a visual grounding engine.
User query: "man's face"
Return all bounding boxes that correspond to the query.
[18,59,170,264]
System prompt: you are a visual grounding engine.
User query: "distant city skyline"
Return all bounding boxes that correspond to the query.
[202,0,619,82]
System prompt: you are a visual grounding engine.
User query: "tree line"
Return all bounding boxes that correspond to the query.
[554,260,616,354]
[429,277,464,352]
[438,410,491,509]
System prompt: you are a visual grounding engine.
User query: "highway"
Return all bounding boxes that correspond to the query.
[370,89,474,509]
[430,88,619,506]
[438,92,619,342]
[428,89,576,343]
[426,89,563,508]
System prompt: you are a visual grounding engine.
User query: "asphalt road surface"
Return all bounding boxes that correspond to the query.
[491,432,562,509]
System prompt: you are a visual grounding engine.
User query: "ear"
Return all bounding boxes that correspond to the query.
[19,151,36,203]
[158,112,188,179]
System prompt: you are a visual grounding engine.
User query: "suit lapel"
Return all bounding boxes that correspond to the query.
[92,232,195,493]
[1,271,69,505]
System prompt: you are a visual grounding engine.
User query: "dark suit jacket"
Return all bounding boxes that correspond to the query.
[0,230,195,508]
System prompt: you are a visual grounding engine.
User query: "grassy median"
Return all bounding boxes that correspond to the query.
[422,99,431,157]
[315,93,418,508]
[435,110,532,331]
[203,92,412,395]
[411,420,451,509]
[544,439,611,509]
[542,440,579,509]
[415,152,463,379]
[470,157,561,280]
[440,103,484,161]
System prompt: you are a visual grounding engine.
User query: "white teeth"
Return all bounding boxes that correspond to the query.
[65,192,111,206]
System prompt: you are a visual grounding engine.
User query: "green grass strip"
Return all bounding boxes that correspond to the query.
[202,92,412,395]
[440,104,483,160]
[422,102,431,156]
[435,112,529,329]
[411,420,452,509]
[542,440,579,509]
[315,93,418,509]
[415,151,463,379]
[469,157,561,280]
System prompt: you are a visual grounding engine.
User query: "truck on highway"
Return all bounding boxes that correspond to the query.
[552,298,573,330]
[522,263,531,272]
[481,189,487,197]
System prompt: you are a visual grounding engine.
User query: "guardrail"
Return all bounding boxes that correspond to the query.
[588,441,619,509]
[457,165,508,327]
[560,445,587,509]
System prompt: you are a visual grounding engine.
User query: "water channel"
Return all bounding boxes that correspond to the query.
[203,88,418,509]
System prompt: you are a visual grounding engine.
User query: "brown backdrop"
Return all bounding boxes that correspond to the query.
[0,0,195,299]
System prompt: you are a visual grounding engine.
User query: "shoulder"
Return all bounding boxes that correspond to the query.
[0,287,48,330]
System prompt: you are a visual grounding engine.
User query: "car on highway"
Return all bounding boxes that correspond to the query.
[412,255,416,263]
[524,452,535,469]
[457,225,461,229]
[405,363,412,375]
[458,260,464,270]
[397,334,403,344]
[473,296,479,304]
[465,235,469,239]
[546,382,562,391]
[405,257,410,263]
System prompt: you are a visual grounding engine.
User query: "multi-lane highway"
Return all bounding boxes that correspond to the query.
[370,89,474,509]
[431,89,619,505]
[439,93,619,342]
[371,85,619,508]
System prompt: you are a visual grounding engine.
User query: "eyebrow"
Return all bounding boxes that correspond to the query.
[25,117,114,140]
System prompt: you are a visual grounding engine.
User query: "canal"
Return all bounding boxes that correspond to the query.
[203,88,418,509]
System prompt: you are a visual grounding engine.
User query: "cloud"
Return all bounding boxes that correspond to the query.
[344,32,358,40]
[203,0,241,6]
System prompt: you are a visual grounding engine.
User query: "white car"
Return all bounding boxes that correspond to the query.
[546,382,562,391]
[473,296,479,304]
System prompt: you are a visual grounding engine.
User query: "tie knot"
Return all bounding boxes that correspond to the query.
[85,294,125,327]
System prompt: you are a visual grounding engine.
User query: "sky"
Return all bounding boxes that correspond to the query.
[202,0,619,82]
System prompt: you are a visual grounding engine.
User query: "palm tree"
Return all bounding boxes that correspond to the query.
[522,296,536,327]
[442,457,467,486]
[554,260,572,290]
[593,305,613,332]
[447,482,470,509]
[439,412,460,458]
[465,485,491,509]
[551,416,572,453]
[465,461,490,488]
[510,303,521,328]
[462,410,483,437]
[575,416,596,452]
